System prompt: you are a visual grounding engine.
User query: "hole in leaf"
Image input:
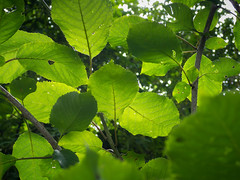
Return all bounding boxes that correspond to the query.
[232,66,235,68]
[225,75,228,78]
[48,60,55,65]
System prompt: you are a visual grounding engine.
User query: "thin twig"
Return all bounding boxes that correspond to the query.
[191,3,218,113]
[220,6,240,20]
[98,113,123,160]
[40,0,51,16]
[176,35,197,50]
[0,85,61,150]
[229,0,240,14]
[91,121,107,140]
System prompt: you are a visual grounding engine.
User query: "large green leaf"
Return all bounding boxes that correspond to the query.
[166,94,240,180]
[52,0,112,58]
[141,158,169,180]
[88,61,138,119]
[141,62,177,76]
[12,132,53,180]
[0,0,24,44]
[0,152,16,179]
[205,37,227,50]
[193,7,219,32]
[127,21,182,64]
[59,131,103,154]
[10,77,36,101]
[172,82,191,103]
[182,54,222,105]
[24,82,77,124]
[108,15,146,49]
[50,92,97,134]
[164,3,194,32]
[170,0,202,7]
[120,92,180,137]
[234,20,240,51]
[0,31,53,83]
[15,42,88,87]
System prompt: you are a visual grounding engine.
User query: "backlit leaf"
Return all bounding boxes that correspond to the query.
[141,62,177,76]
[52,0,112,58]
[50,92,97,134]
[234,20,240,51]
[120,92,180,137]
[166,94,240,180]
[24,82,77,124]
[205,37,227,50]
[170,0,201,7]
[0,152,16,179]
[89,61,138,119]
[172,82,191,103]
[128,21,182,64]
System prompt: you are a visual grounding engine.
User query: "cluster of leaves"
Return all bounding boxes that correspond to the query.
[1,0,240,179]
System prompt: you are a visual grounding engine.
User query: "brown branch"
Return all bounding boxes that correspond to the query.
[98,113,123,160]
[0,85,61,150]
[91,121,107,140]
[191,3,218,113]
[176,35,197,50]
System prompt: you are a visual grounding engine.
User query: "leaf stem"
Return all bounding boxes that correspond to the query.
[191,3,218,113]
[0,85,61,150]
[40,0,51,16]
[91,121,107,140]
[176,35,197,50]
[98,113,123,160]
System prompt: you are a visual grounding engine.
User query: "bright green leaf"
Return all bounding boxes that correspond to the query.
[59,131,103,154]
[52,0,112,58]
[234,20,240,50]
[193,7,219,32]
[0,31,53,84]
[141,62,177,76]
[172,82,191,103]
[170,0,202,7]
[186,66,199,83]
[89,61,138,119]
[0,56,4,67]
[10,77,36,101]
[182,54,222,105]
[127,21,182,64]
[164,3,194,31]
[141,158,169,180]
[108,15,146,49]
[166,94,240,180]
[0,152,16,179]
[39,159,62,180]
[53,149,79,169]
[16,42,88,87]
[0,0,24,44]
[50,92,97,134]
[12,132,53,180]
[120,92,180,137]
[24,82,77,124]
[205,37,227,50]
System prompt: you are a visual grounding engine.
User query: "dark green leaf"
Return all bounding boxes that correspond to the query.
[172,82,191,103]
[0,152,16,179]
[170,0,202,7]
[128,21,182,64]
[166,94,240,180]
[0,98,13,117]
[234,20,240,51]
[164,3,194,31]
[52,0,113,58]
[205,37,227,50]
[10,77,36,100]
[53,149,79,169]
[50,92,97,134]
[122,151,145,168]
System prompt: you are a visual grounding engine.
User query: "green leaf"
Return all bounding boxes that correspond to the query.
[170,0,202,7]
[10,77,36,101]
[182,54,222,105]
[24,82,77,124]
[205,37,227,50]
[39,159,62,180]
[122,151,145,168]
[120,92,180,137]
[59,131,103,154]
[108,15,146,49]
[193,7,219,32]
[0,0,24,44]
[0,152,16,179]
[172,82,191,103]
[89,61,138,119]
[0,56,4,67]
[127,21,182,64]
[53,149,79,169]
[52,0,113,58]
[16,42,88,87]
[0,98,13,117]
[12,132,53,180]
[0,31,53,84]
[166,94,240,180]
[186,66,199,83]
[234,20,240,51]
[141,158,169,180]
[141,62,177,76]
[164,3,194,32]
[50,92,97,134]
